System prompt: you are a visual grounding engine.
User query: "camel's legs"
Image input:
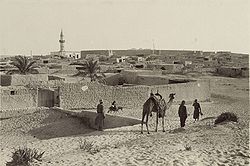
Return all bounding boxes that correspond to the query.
[155,111,158,132]
[141,111,146,134]
[162,117,165,132]
[146,114,150,134]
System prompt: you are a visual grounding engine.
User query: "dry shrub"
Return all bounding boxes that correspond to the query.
[79,139,100,154]
[184,144,192,151]
[6,147,44,166]
[214,112,238,125]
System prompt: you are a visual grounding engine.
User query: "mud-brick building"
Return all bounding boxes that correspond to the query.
[0,70,211,112]
[0,86,37,110]
[147,63,184,74]
[217,66,249,77]
[0,74,63,111]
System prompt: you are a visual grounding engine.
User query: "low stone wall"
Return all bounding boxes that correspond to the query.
[0,80,64,111]
[11,74,49,86]
[217,67,242,77]
[148,64,184,73]
[121,70,162,84]
[60,82,150,110]
[60,80,210,110]
[0,86,38,111]
[104,74,123,86]
[137,75,169,85]
[1,78,211,112]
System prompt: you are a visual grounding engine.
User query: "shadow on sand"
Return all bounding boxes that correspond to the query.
[29,109,141,140]
[169,127,186,134]
[29,114,95,140]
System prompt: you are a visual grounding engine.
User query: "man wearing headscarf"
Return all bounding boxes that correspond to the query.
[95,99,105,131]
[193,99,202,122]
[178,100,187,128]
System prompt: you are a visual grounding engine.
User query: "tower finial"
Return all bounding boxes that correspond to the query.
[60,29,63,37]
[59,29,65,52]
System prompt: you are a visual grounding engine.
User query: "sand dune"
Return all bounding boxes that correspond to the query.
[0,77,249,166]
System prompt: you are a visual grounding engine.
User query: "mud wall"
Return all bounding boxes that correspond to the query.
[60,82,150,110]
[10,74,49,86]
[0,86,38,111]
[60,80,210,110]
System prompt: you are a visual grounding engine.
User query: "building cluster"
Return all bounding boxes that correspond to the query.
[1,30,249,77]
[0,30,249,112]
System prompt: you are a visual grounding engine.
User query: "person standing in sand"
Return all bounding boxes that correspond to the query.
[192,99,203,122]
[178,100,187,128]
[95,99,105,131]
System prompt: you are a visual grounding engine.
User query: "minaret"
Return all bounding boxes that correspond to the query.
[152,39,155,54]
[59,29,65,52]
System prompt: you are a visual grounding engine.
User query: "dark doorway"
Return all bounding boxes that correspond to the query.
[38,88,55,107]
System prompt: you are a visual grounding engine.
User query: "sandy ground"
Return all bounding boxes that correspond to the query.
[0,76,249,166]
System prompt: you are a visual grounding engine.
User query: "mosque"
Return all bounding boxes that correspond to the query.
[50,30,81,59]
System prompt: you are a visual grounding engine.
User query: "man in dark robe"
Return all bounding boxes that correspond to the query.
[178,100,187,128]
[193,99,202,122]
[95,100,105,131]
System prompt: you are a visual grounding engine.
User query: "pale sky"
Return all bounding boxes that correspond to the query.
[0,0,249,55]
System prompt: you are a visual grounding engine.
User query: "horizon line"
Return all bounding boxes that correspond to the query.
[0,48,249,57]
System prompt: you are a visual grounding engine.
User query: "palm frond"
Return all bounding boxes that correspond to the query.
[11,62,23,73]
[88,60,99,74]
[10,56,38,75]
[14,56,25,73]
[25,61,36,72]
[73,58,103,82]
[23,56,28,72]
[6,69,21,75]
[28,68,39,74]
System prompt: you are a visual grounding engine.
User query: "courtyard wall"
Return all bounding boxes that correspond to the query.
[0,86,38,111]
[60,82,150,110]
[60,80,210,110]
[10,74,49,86]
[136,75,169,85]
[121,70,162,84]
[1,78,211,111]
[0,80,63,111]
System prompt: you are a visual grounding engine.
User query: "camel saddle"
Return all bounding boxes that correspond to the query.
[151,98,166,118]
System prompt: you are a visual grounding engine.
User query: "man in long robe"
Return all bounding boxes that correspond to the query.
[95,100,105,131]
[178,100,187,128]
[193,99,202,122]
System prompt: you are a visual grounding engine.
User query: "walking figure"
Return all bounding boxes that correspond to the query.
[95,99,105,131]
[193,99,203,122]
[178,100,187,128]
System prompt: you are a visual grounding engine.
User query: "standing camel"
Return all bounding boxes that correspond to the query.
[141,93,175,134]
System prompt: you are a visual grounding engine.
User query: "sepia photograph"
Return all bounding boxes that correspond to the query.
[0,0,249,165]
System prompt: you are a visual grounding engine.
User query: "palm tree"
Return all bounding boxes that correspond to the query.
[71,58,105,82]
[7,55,38,75]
